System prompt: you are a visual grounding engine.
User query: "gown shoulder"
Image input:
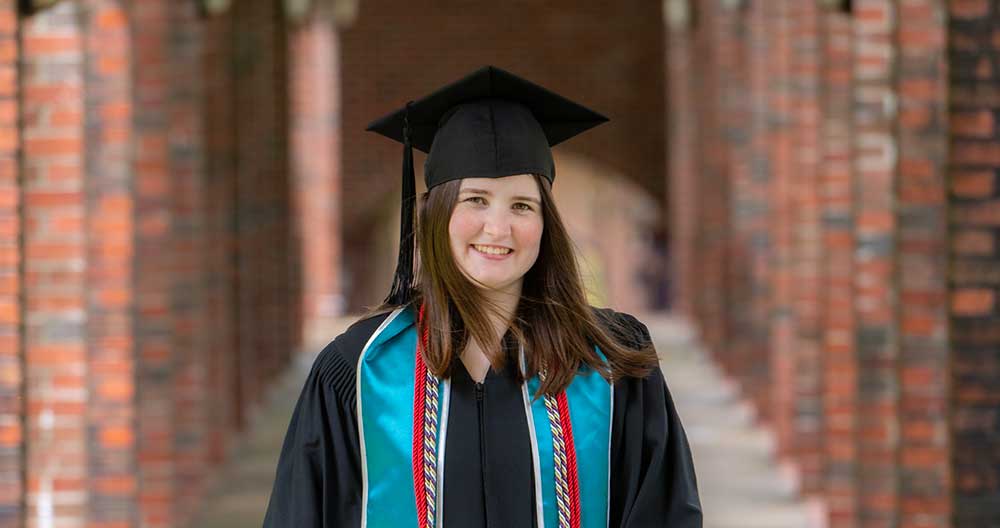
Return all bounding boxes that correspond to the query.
[590,305,655,352]
[261,310,392,528]
[317,310,394,409]
[590,306,704,527]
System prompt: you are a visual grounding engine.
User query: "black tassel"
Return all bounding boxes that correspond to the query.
[384,102,417,306]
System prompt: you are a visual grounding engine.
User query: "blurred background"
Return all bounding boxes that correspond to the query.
[3,0,996,526]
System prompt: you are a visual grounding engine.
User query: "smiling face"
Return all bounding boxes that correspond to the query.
[448,174,544,295]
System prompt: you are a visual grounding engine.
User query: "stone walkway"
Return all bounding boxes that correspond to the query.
[647,314,820,528]
[191,314,819,527]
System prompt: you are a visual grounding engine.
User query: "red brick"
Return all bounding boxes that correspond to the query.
[952,200,1000,225]
[49,109,81,127]
[976,56,994,79]
[952,110,994,138]
[96,9,127,30]
[0,10,15,33]
[950,0,990,18]
[952,230,994,255]
[23,137,83,156]
[22,35,80,55]
[951,170,995,198]
[100,426,134,448]
[26,345,85,365]
[95,475,137,495]
[0,423,20,445]
[96,379,133,401]
[951,288,996,316]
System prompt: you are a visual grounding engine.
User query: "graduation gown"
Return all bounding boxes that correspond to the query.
[262,308,702,527]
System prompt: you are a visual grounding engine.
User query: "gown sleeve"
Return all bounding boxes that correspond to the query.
[608,313,703,528]
[262,340,363,527]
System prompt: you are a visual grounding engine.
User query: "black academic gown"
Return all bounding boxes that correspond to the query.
[262,308,702,527]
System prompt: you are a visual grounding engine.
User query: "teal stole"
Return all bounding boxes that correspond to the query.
[356,306,613,528]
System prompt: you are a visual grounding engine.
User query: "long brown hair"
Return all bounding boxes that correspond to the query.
[375,174,658,397]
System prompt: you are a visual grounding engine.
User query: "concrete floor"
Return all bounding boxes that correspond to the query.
[648,315,822,528]
[190,314,821,528]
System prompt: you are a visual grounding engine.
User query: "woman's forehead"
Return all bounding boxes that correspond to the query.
[458,174,540,196]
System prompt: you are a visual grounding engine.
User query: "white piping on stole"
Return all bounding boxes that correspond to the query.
[518,345,546,528]
[435,378,451,527]
[356,307,406,528]
[606,383,614,527]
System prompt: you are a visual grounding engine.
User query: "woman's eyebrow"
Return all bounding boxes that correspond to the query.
[461,188,540,204]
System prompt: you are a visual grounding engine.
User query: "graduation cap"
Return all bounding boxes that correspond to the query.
[366,65,609,306]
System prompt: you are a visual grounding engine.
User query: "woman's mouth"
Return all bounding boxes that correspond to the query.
[471,244,513,259]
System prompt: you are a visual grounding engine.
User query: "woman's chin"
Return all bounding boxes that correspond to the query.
[469,275,520,293]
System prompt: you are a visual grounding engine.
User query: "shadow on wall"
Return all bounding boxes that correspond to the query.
[358,151,664,315]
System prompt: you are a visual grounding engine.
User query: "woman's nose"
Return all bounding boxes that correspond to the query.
[482,208,511,237]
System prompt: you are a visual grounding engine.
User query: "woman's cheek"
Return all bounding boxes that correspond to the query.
[520,216,543,249]
[448,208,476,246]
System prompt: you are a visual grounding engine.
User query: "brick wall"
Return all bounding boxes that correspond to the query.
[8,0,311,525]
[168,1,209,520]
[763,0,799,474]
[131,1,178,524]
[821,7,859,526]
[200,0,239,468]
[84,1,135,525]
[21,3,88,525]
[948,1,1000,524]
[230,0,297,427]
[667,1,697,322]
[668,0,965,526]
[0,0,17,525]
[743,0,775,425]
[289,3,344,343]
[853,1,902,524]
[897,1,950,526]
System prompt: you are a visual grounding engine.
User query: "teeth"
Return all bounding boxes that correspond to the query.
[473,244,511,255]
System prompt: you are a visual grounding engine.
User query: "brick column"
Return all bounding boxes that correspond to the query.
[232,0,296,418]
[0,1,18,525]
[820,7,859,527]
[692,0,730,362]
[852,1,900,524]
[666,1,697,320]
[167,2,209,522]
[765,0,799,462]
[744,0,774,419]
[947,1,1000,525]
[713,0,746,382]
[83,0,136,525]
[200,1,239,467]
[21,2,87,526]
[895,1,951,527]
[131,1,177,526]
[789,0,825,494]
[290,5,344,345]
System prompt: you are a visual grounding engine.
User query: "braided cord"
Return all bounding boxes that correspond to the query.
[557,392,581,528]
[544,394,573,528]
[540,373,581,528]
[413,305,439,528]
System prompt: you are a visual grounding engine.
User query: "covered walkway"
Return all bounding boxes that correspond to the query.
[6,1,998,526]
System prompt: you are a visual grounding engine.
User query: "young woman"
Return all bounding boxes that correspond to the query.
[263,66,702,528]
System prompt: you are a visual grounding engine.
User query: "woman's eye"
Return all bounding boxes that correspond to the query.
[466,196,486,205]
[513,202,533,211]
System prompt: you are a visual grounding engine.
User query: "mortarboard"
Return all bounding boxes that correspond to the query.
[366,65,609,306]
